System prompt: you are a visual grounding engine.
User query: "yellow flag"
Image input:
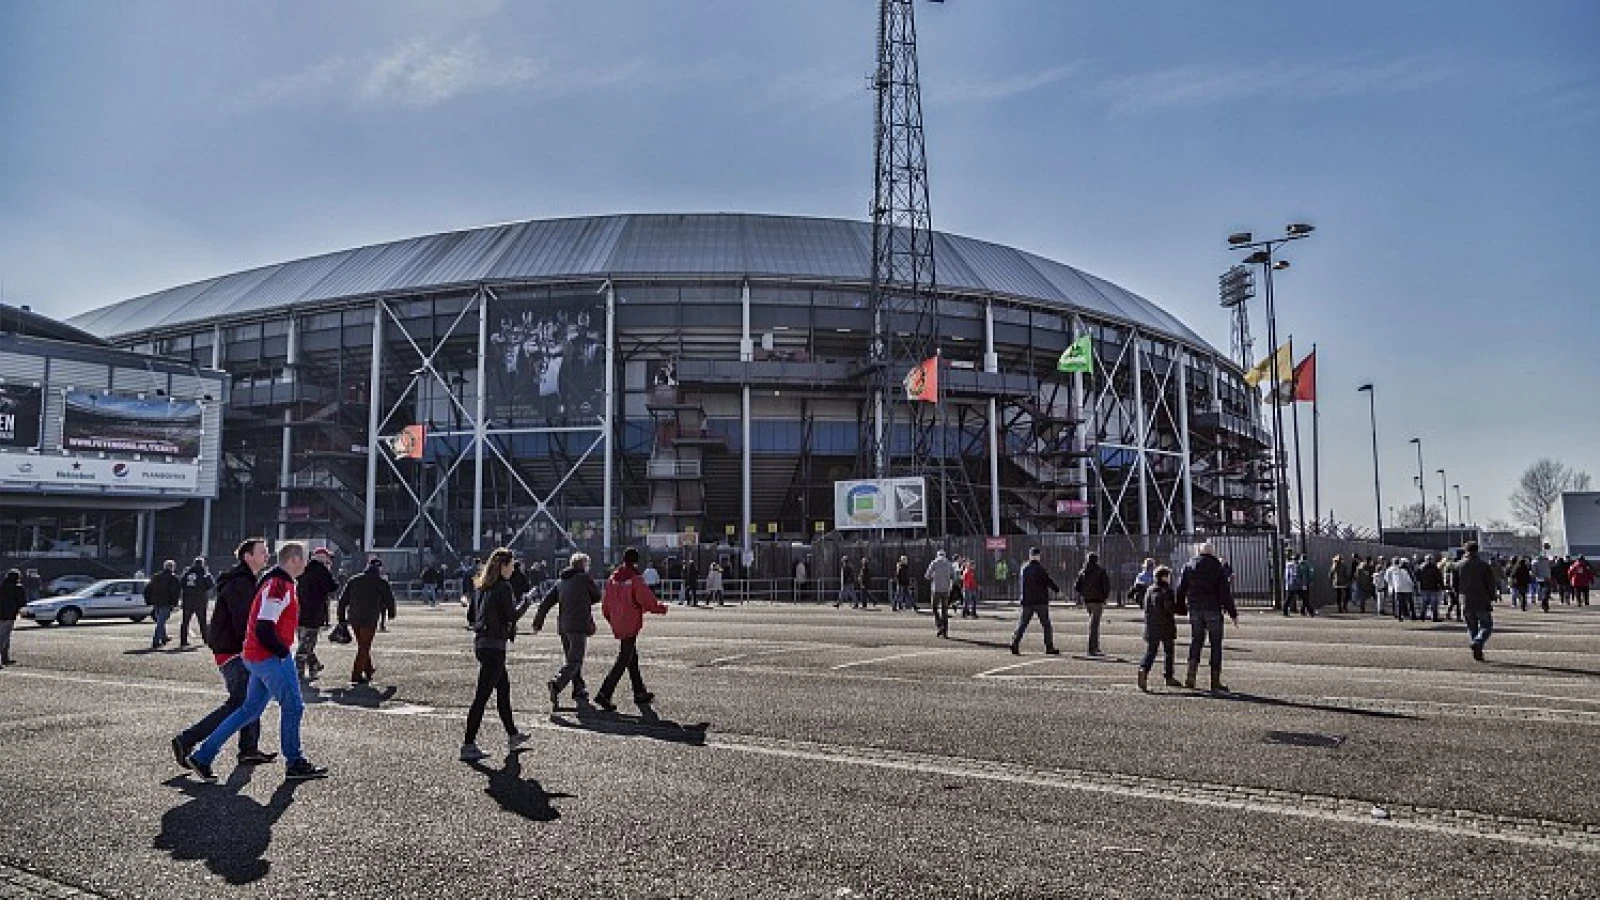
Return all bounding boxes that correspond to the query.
[1243,342,1294,388]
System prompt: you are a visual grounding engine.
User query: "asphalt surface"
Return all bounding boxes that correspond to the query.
[2,596,1598,898]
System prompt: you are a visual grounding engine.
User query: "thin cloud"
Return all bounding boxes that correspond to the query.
[933,64,1078,103]
[765,65,869,111]
[1094,56,1462,115]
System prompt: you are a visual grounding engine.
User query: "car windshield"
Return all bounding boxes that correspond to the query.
[65,581,113,597]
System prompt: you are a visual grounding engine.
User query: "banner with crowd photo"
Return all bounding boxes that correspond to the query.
[62,391,203,457]
[0,384,44,450]
[484,293,607,427]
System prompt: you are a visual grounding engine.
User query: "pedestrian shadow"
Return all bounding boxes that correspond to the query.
[1487,661,1600,679]
[303,683,399,708]
[122,647,164,656]
[1190,691,1417,720]
[550,705,710,746]
[153,773,303,885]
[948,637,1015,651]
[465,753,571,822]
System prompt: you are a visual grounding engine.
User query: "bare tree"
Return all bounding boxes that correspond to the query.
[1397,502,1444,529]
[1509,459,1593,538]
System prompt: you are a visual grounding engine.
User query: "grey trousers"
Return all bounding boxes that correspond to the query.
[294,626,322,672]
[552,632,588,696]
[0,619,14,661]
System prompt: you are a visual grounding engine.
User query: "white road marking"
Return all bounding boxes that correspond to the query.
[974,657,1057,678]
[830,649,945,670]
[706,643,848,666]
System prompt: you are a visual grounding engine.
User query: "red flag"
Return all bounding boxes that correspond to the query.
[903,357,939,403]
[1293,351,1316,403]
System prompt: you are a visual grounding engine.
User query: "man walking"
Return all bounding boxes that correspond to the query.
[1073,552,1111,656]
[143,560,182,649]
[420,561,444,608]
[295,547,339,681]
[1456,541,1499,661]
[594,547,669,711]
[1417,554,1446,623]
[1176,542,1239,692]
[532,551,602,708]
[185,542,328,782]
[177,557,214,648]
[337,558,397,686]
[925,550,955,638]
[1010,548,1060,655]
[1,569,23,666]
[172,539,275,770]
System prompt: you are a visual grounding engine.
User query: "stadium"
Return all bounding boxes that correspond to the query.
[65,213,1270,567]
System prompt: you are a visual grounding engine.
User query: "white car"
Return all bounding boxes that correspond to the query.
[21,579,152,627]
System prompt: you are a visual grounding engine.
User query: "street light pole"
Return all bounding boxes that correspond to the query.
[1464,494,1472,528]
[1409,438,1426,528]
[1358,384,1382,540]
[1437,468,1449,543]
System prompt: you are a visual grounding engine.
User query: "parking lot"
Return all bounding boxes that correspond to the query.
[2,598,1598,898]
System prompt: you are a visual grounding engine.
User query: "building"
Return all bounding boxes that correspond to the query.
[1553,492,1600,557]
[0,304,225,571]
[65,213,1268,568]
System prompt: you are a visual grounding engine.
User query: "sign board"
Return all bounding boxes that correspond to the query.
[984,536,1008,551]
[63,391,202,457]
[485,293,606,426]
[0,456,201,491]
[834,477,928,530]
[0,385,43,450]
[1056,498,1089,516]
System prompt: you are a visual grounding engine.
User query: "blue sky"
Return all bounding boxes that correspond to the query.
[2,0,1596,528]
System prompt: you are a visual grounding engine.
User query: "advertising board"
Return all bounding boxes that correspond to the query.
[0,455,201,490]
[485,294,606,426]
[833,477,928,530]
[0,385,43,450]
[63,391,202,457]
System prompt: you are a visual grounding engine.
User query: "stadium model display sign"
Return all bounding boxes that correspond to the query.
[62,391,202,457]
[485,294,606,426]
[0,455,200,490]
[834,477,928,530]
[0,385,43,450]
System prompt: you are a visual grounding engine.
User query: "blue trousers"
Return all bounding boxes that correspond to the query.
[193,655,304,766]
[178,656,262,754]
[1012,604,1056,650]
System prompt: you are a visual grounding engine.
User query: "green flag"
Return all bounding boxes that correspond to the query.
[1057,334,1092,374]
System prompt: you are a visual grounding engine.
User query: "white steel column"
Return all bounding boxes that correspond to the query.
[741,282,753,563]
[1133,330,1150,536]
[473,287,488,554]
[1178,350,1195,534]
[602,281,616,562]
[363,301,385,553]
[1072,315,1089,538]
[984,301,1001,536]
[203,328,222,558]
[278,315,298,543]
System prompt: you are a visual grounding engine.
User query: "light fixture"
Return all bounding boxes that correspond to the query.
[1244,250,1270,265]
[1286,223,1316,236]
[1272,260,1290,270]
[1228,232,1253,245]
[835,328,851,333]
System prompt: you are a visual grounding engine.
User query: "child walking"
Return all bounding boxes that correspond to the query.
[1137,566,1183,692]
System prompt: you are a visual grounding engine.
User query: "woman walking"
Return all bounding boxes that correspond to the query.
[595,547,668,711]
[706,562,725,606]
[460,548,533,762]
[1137,566,1181,692]
[0,569,24,666]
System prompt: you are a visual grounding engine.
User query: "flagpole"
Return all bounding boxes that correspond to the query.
[1288,336,1309,556]
[1311,342,1320,533]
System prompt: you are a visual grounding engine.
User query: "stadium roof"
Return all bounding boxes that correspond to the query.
[67,213,1216,353]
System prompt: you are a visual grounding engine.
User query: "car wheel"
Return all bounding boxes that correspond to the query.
[56,607,82,627]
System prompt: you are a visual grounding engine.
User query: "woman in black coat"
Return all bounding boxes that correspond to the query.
[1137,566,1182,692]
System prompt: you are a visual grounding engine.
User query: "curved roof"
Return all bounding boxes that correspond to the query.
[66,213,1216,353]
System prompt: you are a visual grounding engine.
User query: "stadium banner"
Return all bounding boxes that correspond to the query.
[485,292,606,427]
[833,477,928,531]
[0,455,200,490]
[62,391,202,457]
[0,384,44,450]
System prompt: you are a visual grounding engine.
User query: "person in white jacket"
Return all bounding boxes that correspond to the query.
[706,563,726,606]
[1385,560,1417,621]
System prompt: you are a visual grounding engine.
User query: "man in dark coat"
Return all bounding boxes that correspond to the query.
[178,558,215,648]
[1011,547,1061,655]
[337,558,396,685]
[531,551,602,707]
[1073,552,1112,656]
[143,560,183,649]
[173,539,274,767]
[1456,541,1499,661]
[295,547,340,681]
[1176,542,1239,692]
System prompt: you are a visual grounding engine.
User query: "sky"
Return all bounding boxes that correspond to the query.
[1,0,1596,530]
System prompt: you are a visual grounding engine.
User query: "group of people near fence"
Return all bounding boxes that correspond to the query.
[1318,549,1593,621]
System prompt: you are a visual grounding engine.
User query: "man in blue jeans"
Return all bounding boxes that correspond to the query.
[185,541,329,783]
[1011,548,1061,655]
[1176,542,1239,692]
[1455,541,1499,662]
[172,539,275,768]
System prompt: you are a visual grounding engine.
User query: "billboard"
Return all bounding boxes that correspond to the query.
[834,477,928,530]
[0,455,200,491]
[0,385,43,450]
[485,294,606,427]
[63,391,202,457]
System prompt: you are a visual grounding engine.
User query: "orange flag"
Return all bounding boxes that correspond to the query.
[903,357,939,403]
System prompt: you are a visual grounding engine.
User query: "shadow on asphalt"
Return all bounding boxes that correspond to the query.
[302,683,400,708]
[153,772,304,885]
[1487,661,1600,679]
[549,704,710,746]
[465,753,570,821]
[1196,691,1417,720]
[948,637,1015,651]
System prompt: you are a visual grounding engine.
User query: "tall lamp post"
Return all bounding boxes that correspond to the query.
[1452,483,1463,543]
[1229,223,1316,608]
[1357,384,1382,540]
[1408,438,1426,529]
[1464,494,1472,529]
[1437,468,1449,544]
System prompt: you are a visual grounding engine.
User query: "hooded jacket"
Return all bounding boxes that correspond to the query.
[1074,561,1111,602]
[1176,553,1237,618]
[1455,552,1498,612]
[179,564,214,612]
[533,565,601,635]
[601,564,666,640]
[337,565,397,628]
[296,557,339,628]
[143,569,182,608]
[0,573,24,621]
[207,561,260,662]
[1142,581,1180,642]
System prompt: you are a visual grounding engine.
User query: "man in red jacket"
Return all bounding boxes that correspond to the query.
[594,547,668,711]
[185,542,329,783]
[1570,556,1594,606]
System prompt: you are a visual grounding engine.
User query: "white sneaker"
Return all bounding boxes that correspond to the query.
[507,732,531,752]
[458,743,489,762]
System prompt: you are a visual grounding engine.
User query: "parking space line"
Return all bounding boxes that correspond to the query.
[830,649,945,670]
[706,643,844,666]
[974,657,1057,678]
